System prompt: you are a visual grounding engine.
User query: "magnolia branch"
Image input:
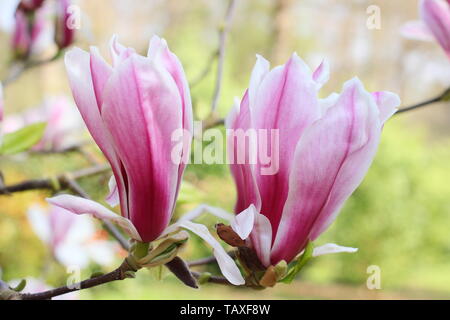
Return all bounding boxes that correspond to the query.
[0,164,110,195]
[211,0,237,114]
[8,258,234,300]
[396,87,450,115]
[2,52,62,87]
[19,260,137,300]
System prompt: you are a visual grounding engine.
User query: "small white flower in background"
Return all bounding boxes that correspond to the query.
[27,204,119,268]
[3,96,84,151]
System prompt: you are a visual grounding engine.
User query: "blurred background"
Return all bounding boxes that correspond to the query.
[1,0,450,299]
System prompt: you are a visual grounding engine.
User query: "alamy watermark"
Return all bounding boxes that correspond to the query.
[171,121,280,176]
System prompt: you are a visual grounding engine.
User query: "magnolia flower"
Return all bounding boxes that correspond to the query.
[18,0,45,11]
[3,96,83,151]
[11,3,47,59]
[226,54,400,267]
[48,35,244,285]
[28,204,118,268]
[54,0,75,50]
[401,0,450,59]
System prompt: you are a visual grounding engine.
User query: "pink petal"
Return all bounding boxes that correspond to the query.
[312,243,358,257]
[312,59,330,89]
[101,55,183,242]
[372,91,401,123]
[231,204,256,240]
[65,47,129,219]
[250,53,320,238]
[177,220,245,285]
[271,78,383,264]
[400,20,434,42]
[109,35,135,67]
[249,211,272,267]
[226,92,262,214]
[421,0,450,58]
[47,195,141,241]
[105,175,120,207]
[148,35,193,209]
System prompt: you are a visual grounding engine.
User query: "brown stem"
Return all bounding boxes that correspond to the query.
[20,260,137,300]
[0,164,110,195]
[395,87,450,115]
[2,52,62,87]
[210,0,237,114]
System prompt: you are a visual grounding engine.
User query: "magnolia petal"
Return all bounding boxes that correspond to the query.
[400,20,434,42]
[421,0,450,58]
[319,92,340,116]
[105,175,120,208]
[178,220,245,286]
[227,92,262,213]
[248,54,270,108]
[372,91,401,123]
[312,243,358,257]
[27,205,52,245]
[312,59,330,89]
[272,78,382,264]
[231,204,256,240]
[252,53,320,236]
[178,204,234,223]
[249,212,272,267]
[46,195,141,241]
[109,35,135,66]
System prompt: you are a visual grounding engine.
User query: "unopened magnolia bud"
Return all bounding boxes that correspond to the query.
[19,0,45,12]
[54,0,75,50]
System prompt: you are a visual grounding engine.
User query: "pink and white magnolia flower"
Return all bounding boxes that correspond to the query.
[3,96,83,151]
[27,204,118,268]
[11,4,47,59]
[401,0,450,59]
[47,35,244,285]
[226,54,400,267]
[18,0,45,12]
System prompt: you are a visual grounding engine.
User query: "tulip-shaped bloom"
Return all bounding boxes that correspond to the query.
[227,54,400,267]
[401,0,450,59]
[54,0,75,50]
[11,5,46,59]
[48,36,244,285]
[18,0,45,12]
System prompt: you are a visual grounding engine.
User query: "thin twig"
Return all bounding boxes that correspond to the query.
[20,260,136,300]
[210,0,237,113]
[191,271,234,286]
[2,53,62,87]
[189,50,220,88]
[0,164,110,195]
[395,87,450,115]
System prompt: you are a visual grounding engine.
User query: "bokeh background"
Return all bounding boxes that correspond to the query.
[1,0,450,299]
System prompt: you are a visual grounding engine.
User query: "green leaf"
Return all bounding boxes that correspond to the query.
[10,279,27,292]
[280,241,314,284]
[0,122,46,155]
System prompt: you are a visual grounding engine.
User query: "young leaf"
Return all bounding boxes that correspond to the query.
[0,122,46,155]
